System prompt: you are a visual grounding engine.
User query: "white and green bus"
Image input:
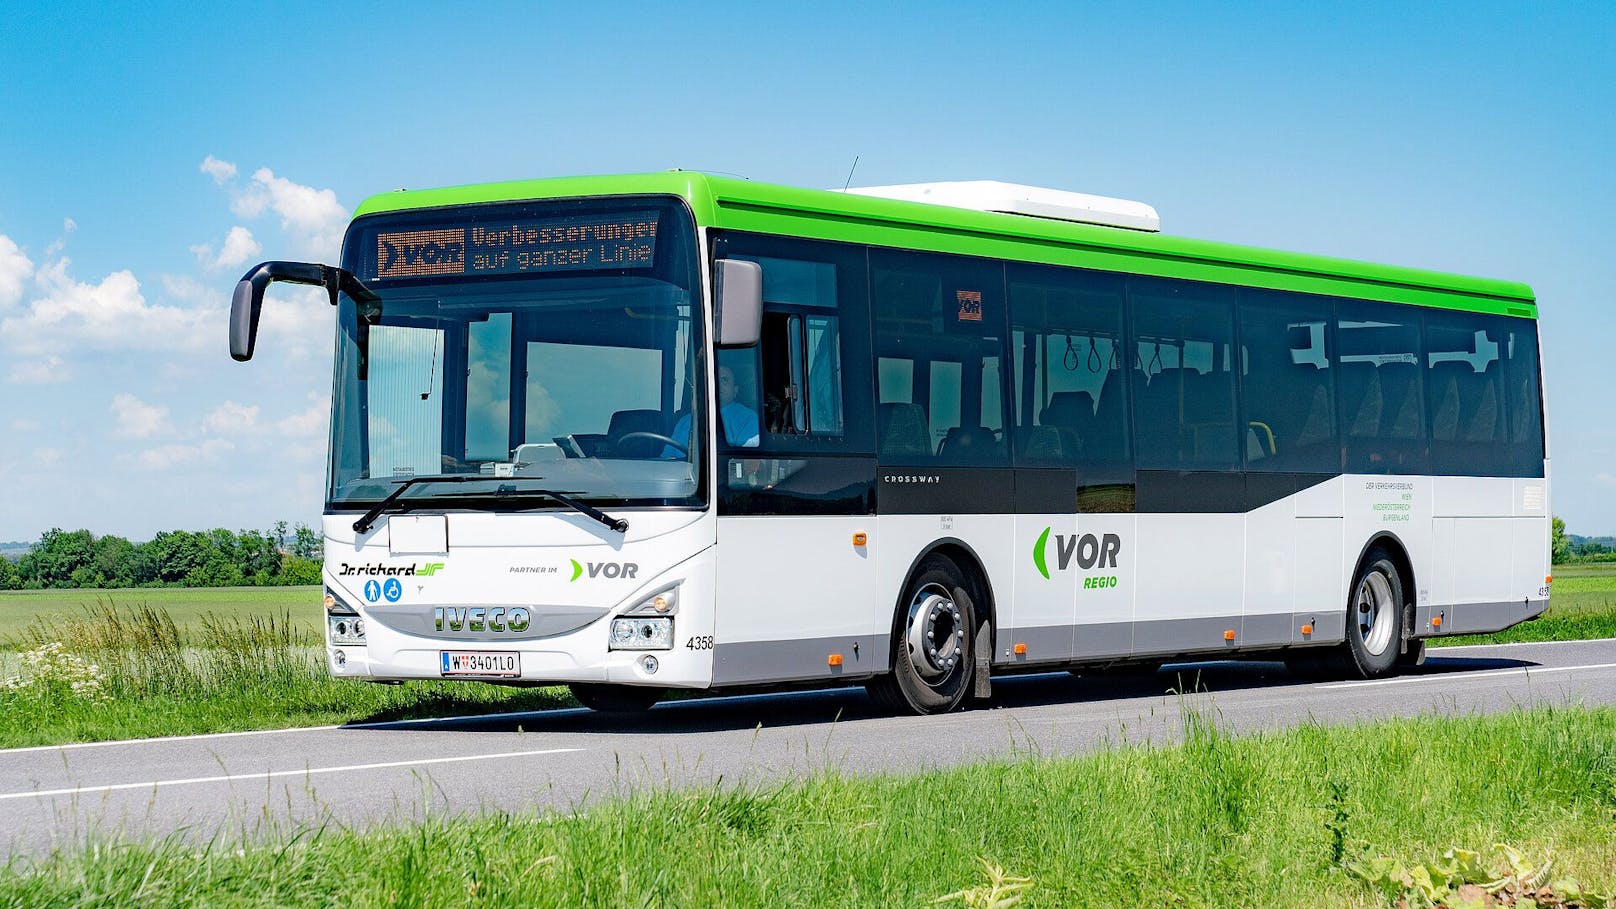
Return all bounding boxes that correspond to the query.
[230,173,1550,714]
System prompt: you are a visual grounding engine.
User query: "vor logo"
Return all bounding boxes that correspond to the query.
[569,558,640,582]
[375,228,465,278]
[1032,526,1122,580]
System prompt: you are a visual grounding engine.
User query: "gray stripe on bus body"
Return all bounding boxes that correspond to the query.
[995,625,1080,665]
[1242,613,1293,648]
[1132,616,1248,657]
[1416,600,1544,638]
[1074,622,1133,660]
[1298,610,1347,644]
[712,634,887,686]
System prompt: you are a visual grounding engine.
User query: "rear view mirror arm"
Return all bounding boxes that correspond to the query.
[229,261,378,362]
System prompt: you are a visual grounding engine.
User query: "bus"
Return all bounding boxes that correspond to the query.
[228,173,1550,715]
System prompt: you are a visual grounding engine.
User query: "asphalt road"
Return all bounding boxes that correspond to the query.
[2,638,1614,858]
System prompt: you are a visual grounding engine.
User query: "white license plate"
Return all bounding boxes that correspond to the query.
[439,650,521,678]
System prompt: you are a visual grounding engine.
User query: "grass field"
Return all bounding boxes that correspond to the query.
[0,586,320,638]
[1,705,1611,908]
[0,602,567,749]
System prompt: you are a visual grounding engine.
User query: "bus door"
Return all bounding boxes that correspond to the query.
[708,238,881,686]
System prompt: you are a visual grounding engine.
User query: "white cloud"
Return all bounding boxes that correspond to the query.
[0,258,216,356]
[111,393,172,438]
[10,419,40,432]
[227,167,347,259]
[5,355,68,385]
[0,234,32,310]
[32,448,63,467]
[44,218,77,258]
[1596,472,1616,490]
[191,225,262,272]
[200,155,237,185]
[277,395,329,437]
[138,439,233,470]
[7,356,68,384]
[204,401,261,434]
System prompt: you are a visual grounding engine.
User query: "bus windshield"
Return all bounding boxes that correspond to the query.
[328,198,705,510]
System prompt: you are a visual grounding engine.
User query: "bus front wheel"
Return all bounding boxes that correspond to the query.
[867,555,977,715]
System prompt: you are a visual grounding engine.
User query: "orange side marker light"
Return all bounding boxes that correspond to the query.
[1432,615,1443,628]
[1545,575,1553,585]
[1223,629,1237,641]
[827,653,843,667]
[1013,642,1027,655]
[852,532,868,547]
[1300,623,1314,636]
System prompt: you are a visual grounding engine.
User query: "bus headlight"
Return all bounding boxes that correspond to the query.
[609,617,673,650]
[329,614,367,645]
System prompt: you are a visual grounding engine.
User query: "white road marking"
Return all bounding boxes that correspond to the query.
[0,747,582,802]
[1320,662,1616,689]
[1432,637,1616,651]
[0,724,344,755]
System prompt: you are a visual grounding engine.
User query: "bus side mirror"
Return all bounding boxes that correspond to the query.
[230,261,377,361]
[715,259,762,347]
[230,261,329,361]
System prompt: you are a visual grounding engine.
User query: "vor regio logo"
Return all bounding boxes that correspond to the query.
[1032,527,1121,581]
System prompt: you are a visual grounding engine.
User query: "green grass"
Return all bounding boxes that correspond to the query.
[0,602,569,749]
[1,705,1612,908]
[0,586,321,638]
[1436,562,1616,647]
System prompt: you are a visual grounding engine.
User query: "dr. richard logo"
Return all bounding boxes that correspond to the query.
[339,561,446,577]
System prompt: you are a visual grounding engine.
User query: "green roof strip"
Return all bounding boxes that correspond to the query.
[353,172,1537,319]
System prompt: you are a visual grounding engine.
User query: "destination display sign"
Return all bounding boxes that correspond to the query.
[372,211,659,280]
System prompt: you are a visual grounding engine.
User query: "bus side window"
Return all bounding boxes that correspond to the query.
[1128,277,1239,472]
[1337,300,1428,474]
[709,233,874,456]
[872,249,1008,466]
[1238,289,1339,474]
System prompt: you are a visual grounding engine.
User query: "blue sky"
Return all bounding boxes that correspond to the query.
[1,1,1612,540]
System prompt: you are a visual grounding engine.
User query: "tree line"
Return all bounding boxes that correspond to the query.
[1551,517,1616,565]
[0,523,322,590]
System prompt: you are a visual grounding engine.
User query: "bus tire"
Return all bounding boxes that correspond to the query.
[570,683,661,713]
[867,555,977,715]
[1342,549,1406,679]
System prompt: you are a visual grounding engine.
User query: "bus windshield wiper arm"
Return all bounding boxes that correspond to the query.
[351,476,484,533]
[492,485,629,534]
[352,478,629,534]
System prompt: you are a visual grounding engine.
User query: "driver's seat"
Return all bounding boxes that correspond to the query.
[607,409,664,459]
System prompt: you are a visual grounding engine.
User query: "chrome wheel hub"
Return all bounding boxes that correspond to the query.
[1355,569,1396,657]
[906,584,964,680]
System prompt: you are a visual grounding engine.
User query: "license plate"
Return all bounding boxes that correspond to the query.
[440,650,521,678]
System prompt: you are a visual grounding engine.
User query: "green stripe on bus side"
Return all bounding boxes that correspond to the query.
[710,198,1537,319]
[352,172,1538,319]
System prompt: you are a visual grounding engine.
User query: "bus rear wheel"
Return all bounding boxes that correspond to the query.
[867,555,977,715]
[570,683,661,713]
[1342,550,1405,678]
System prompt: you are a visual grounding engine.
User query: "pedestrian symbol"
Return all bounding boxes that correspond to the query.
[383,578,403,603]
[364,580,382,603]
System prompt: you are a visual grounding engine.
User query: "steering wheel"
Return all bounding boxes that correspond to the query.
[617,431,687,457]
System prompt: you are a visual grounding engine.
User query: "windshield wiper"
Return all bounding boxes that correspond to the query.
[350,477,629,534]
[351,476,484,533]
[489,484,630,533]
